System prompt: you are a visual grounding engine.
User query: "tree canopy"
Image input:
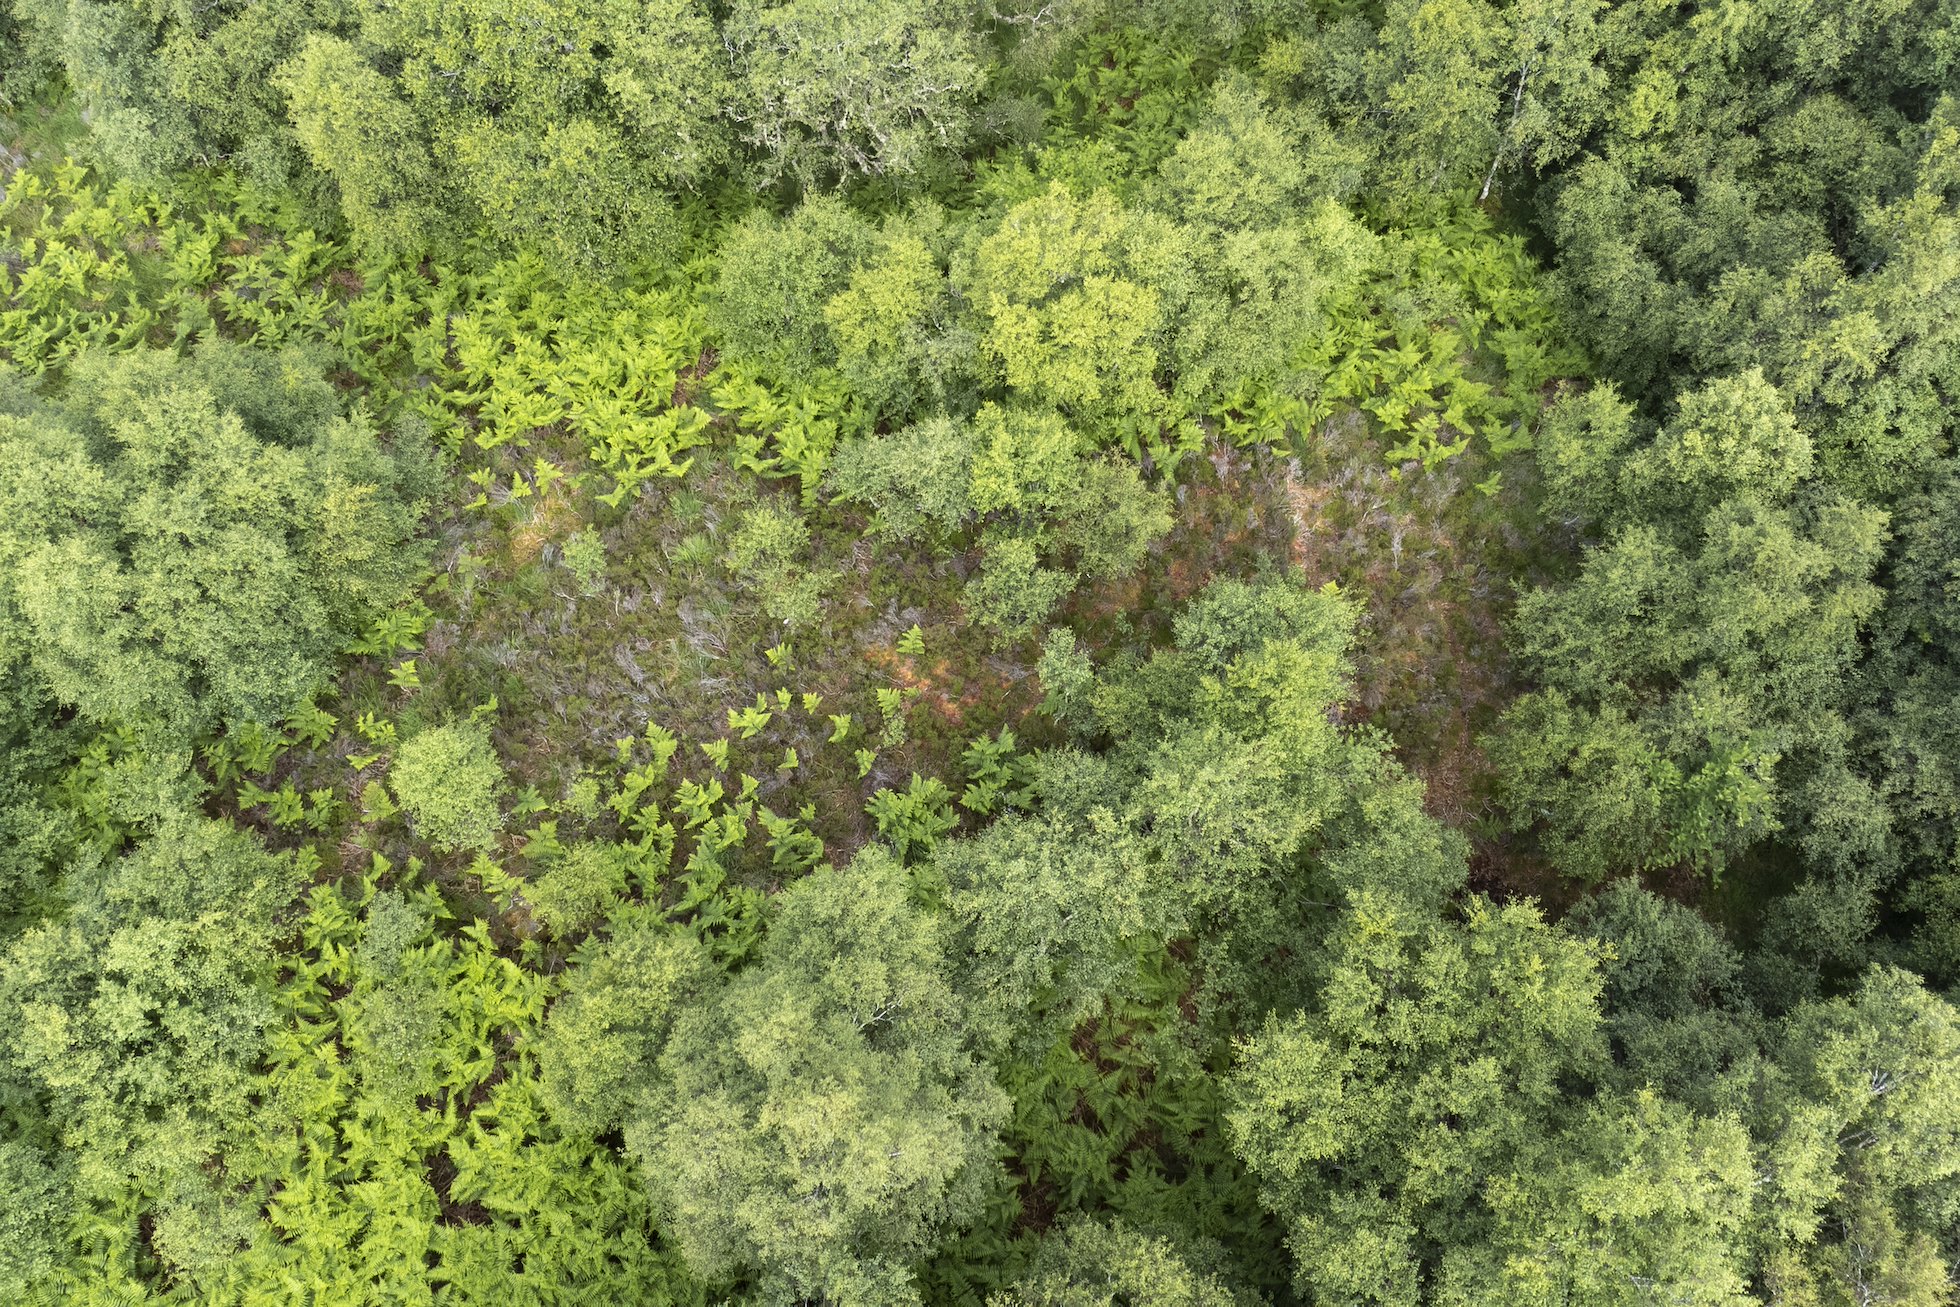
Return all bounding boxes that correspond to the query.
[2,0,1959,1300]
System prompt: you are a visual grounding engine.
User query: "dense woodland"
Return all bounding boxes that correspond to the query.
[1,0,1958,1302]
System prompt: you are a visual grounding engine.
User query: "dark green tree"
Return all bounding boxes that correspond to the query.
[1490,373,1888,881]
[1226,893,1616,1305]
[0,817,299,1280]
[628,851,1008,1303]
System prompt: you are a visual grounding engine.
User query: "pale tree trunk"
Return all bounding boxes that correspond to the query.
[1481,57,1534,203]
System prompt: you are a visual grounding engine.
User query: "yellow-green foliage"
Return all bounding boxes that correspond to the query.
[0,159,718,507]
[193,874,697,1304]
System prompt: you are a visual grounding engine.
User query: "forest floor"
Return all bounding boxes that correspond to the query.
[291,403,1566,925]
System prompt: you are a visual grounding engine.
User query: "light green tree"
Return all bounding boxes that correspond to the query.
[1438,1091,1757,1307]
[992,1217,1253,1306]
[824,213,979,422]
[526,841,631,935]
[282,34,450,258]
[1067,577,1469,1020]
[1168,204,1376,411]
[1362,0,1506,203]
[1746,967,1960,1305]
[0,1140,72,1299]
[1151,73,1310,230]
[341,0,730,263]
[728,500,833,630]
[16,0,293,181]
[711,196,879,375]
[628,851,1008,1303]
[389,723,505,853]
[450,116,681,272]
[939,813,1173,1057]
[0,348,433,741]
[830,403,1170,640]
[723,0,983,189]
[963,183,1191,448]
